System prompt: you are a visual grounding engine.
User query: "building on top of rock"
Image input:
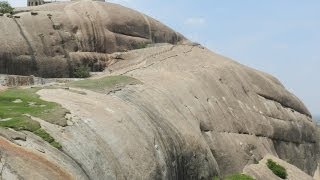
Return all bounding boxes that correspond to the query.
[71,0,105,1]
[28,0,105,6]
[27,0,51,6]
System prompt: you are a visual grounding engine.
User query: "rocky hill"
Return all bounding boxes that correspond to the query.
[0,1,319,180]
[0,0,184,78]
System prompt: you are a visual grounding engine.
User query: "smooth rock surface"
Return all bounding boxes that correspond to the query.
[9,44,313,179]
[0,1,318,179]
[0,0,185,77]
[243,154,314,180]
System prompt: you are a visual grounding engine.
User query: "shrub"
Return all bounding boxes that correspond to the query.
[267,159,287,179]
[134,42,148,49]
[0,1,14,14]
[73,66,91,78]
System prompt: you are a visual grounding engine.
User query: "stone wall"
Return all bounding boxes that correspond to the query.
[0,74,44,87]
[27,0,45,6]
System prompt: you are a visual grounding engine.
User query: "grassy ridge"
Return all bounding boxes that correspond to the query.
[68,75,142,93]
[213,173,255,180]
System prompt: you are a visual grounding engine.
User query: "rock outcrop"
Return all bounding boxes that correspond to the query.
[0,44,318,179]
[0,1,318,180]
[243,154,314,180]
[0,0,185,77]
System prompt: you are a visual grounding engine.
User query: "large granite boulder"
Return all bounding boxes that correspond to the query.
[0,44,317,179]
[243,154,314,180]
[0,0,185,77]
[0,1,318,180]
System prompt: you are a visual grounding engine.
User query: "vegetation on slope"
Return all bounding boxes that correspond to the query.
[134,42,149,49]
[68,75,142,93]
[0,88,66,149]
[267,159,287,179]
[0,1,14,14]
[0,88,68,126]
[73,66,91,78]
[213,173,255,180]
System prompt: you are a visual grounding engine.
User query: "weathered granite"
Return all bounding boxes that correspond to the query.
[0,1,318,180]
[3,44,312,179]
[243,154,314,180]
[0,0,185,77]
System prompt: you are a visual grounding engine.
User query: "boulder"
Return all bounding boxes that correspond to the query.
[0,1,318,180]
[0,0,185,78]
[243,154,314,180]
[8,44,313,179]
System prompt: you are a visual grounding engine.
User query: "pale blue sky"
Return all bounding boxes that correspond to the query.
[7,0,320,116]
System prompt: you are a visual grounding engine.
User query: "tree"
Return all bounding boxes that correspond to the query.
[0,1,14,14]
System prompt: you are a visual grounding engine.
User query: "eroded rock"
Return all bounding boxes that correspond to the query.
[0,1,185,78]
[27,45,319,179]
[0,1,318,180]
[243,154,314,180]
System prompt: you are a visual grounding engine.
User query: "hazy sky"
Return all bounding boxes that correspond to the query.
[7,0,320,116]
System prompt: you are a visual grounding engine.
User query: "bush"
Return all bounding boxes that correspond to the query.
[134,42,148,49]
[73,66,91,78]
[0,1,14,14]
[267,159,287,179]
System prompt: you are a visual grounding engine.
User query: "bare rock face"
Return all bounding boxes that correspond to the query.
[243,154,314,180]
[0,44,317,179]
[0,0,185,77]
[0,1,319,180]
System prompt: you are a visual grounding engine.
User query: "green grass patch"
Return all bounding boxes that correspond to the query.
[134,42,149,49]
[68,75,142,93]
[0,87,65,149]
[0,88,68,126]
[34,129,62,149]
[213,176,220,180]
[0,118,61,149]
[213,174,255,180]
[224,174,255,180]
[267,159,287,179]
[0,117,40,132]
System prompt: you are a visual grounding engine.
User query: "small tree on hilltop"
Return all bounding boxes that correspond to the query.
[0,1,14,14]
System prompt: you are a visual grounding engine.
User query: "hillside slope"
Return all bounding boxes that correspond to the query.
[0,1,319,179]
[0,44,318,179]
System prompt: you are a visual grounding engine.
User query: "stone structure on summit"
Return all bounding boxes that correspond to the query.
[27,0,47,6]
[27,0,105,6]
